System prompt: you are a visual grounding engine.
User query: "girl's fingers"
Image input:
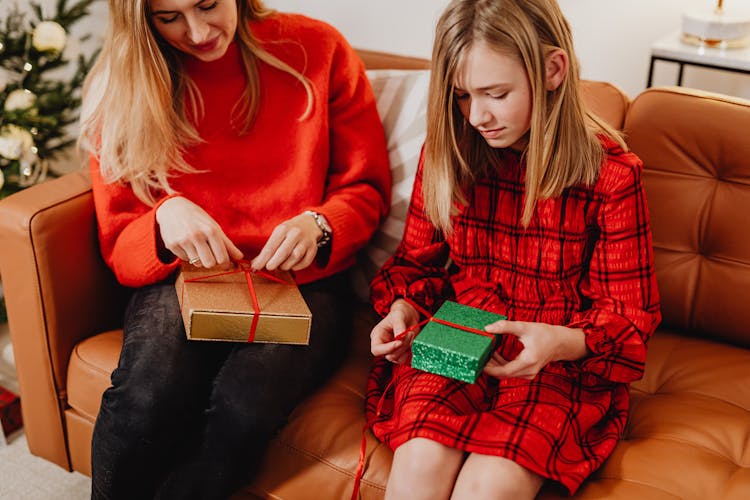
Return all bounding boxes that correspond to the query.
[391,349,412,365]
[485,319,526,339]
[372,339,403,357]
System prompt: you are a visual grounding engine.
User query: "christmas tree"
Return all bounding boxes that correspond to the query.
[0,0,98,198]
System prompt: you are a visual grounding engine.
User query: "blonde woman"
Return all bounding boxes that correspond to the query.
[80,0,390,498]
[367,0,660,498]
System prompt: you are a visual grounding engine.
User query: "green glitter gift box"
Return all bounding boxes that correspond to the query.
[411,300,506,384]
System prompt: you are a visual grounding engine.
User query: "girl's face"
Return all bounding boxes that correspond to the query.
[454,42,533,151]
[148,0,238,61]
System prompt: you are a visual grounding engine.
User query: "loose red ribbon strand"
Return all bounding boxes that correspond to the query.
[351,297,496,499]
[180,260,289,343]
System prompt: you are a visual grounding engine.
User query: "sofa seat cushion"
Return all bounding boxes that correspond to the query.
[608,331,750,500]
[247,326,750,499]
[538,330,750,499]
[66,330,121,422]
[65,314,750,499]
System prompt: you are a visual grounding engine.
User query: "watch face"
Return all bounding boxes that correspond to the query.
[305,210,332,247]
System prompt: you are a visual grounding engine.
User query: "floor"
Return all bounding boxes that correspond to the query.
[0,433,91,500]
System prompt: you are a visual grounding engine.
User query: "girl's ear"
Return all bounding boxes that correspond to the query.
[545,48,568,91]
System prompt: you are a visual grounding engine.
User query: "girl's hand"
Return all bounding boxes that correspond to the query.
[251,213,321,272]
[482,320,588,380]
[156,196,243,268]
[370,299,421,364]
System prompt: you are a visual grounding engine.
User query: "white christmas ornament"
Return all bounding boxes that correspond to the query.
[0,125,35,160]
[4,88,37,112]
[32,21,67,53]
[0,168,5,190]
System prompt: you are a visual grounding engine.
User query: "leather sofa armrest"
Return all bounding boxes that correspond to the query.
[0,170,129,469]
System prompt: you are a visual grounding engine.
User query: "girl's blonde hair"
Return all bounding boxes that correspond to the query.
[79,0,313,205]
[424,0,626,231]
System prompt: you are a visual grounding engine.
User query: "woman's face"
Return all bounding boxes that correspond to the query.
[453,42,533,151]
[148,0,238,61]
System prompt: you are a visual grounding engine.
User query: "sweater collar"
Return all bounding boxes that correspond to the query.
[183,40,244,79]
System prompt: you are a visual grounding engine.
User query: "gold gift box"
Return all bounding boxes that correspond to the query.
[175,265,312,344]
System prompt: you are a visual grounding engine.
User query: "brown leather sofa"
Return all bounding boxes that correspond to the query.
[1,51,749,499]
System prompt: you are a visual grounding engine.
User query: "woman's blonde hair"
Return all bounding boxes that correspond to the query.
[79,0,313,205]
[424,0,625,231]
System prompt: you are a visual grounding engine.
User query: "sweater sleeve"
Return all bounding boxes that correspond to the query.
[370,152,453,317]
[305,34,391,275]
[89,156,180,287]
[567,156,661,383]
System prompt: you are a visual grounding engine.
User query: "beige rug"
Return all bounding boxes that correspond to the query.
[0,433,91,499]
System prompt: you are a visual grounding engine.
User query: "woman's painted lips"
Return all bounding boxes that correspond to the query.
[193,37,219,52]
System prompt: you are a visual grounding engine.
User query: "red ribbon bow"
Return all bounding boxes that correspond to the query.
[181,260,290,343]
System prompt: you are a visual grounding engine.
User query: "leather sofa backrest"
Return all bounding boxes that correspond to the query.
[625,87,750,348]
[581,80,629,130]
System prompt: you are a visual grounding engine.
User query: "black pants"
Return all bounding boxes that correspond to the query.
[91,272,352,500]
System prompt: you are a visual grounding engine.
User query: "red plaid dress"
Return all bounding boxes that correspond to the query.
[366,137,661,493]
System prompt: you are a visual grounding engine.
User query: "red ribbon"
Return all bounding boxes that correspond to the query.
[351,298,496,499]
[181,260,289,343]
[393,298,495,342]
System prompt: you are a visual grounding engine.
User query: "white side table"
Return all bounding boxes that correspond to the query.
[647,30,750,87]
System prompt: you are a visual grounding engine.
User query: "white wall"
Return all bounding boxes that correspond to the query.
[4,0,750,100]
[561,0,750,99]
[267,0,750,100]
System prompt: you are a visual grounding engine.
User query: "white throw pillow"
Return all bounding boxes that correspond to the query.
[350,69,430,302]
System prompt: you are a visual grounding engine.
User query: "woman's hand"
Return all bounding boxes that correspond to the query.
[251,212,322,272]
[155,196,243,268]
[370,299,421,364]
[482,320,588,380]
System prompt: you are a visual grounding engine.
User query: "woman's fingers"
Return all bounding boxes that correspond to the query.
[193,239,217,268]
[266,228,300,270]
[156,196,242,268]
[251,225,285,271]
[292,245,318,271]
[253,213,322,272]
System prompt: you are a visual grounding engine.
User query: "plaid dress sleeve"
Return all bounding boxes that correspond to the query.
[370,152,452,316]
[568,152,661,383]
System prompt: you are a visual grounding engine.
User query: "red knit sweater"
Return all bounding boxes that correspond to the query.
[90,13,391,287]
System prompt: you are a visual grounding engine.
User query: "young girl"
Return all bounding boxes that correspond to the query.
[367,0,660,498]
[80,1,390,498]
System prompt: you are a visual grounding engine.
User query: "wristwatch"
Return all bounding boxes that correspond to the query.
[304,210,332,248]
